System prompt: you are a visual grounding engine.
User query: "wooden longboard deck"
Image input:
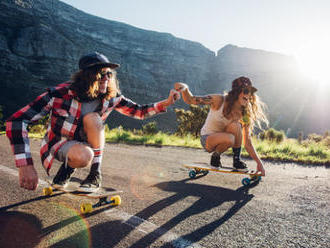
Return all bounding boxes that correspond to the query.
[183,162,261,176]
[46,178,123,199]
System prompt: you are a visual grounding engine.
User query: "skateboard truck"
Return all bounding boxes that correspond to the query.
[185,163,262,187]
[80,195,121,214]
[43,183,122,214]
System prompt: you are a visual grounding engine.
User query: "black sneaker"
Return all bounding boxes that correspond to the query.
[233,160,248,172]
[210,152,222,167]
[52,163,75,186]
[80,172,102,190]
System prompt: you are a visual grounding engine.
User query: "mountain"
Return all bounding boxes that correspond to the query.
[1,0,329,137]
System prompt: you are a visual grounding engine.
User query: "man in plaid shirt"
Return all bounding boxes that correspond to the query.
[6,52,179,191]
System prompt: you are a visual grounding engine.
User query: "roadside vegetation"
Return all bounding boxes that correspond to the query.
[0,105,329,165]
[106,126,330,165]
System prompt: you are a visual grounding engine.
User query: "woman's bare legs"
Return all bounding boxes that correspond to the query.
[205,121,246,169]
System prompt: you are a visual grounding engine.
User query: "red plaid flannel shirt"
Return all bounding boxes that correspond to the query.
[6,83,166,174]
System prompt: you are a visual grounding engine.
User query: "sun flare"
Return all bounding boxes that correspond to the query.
[294,39,330,82]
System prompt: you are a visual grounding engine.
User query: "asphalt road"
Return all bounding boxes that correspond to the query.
[0,135,329,248]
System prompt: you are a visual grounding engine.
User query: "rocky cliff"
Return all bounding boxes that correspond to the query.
[1,0,328,136]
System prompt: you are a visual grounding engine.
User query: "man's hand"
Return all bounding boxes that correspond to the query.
[162,89,180,108]
[169,89,180,103]
[19,166,39,190]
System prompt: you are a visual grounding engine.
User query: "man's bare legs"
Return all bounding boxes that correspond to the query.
[52,142,93,186]
[80,112,105,188]
[53,112,104,187]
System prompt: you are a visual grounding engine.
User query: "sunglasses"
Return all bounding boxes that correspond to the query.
[99,71,112,80]
[242,88,252,95]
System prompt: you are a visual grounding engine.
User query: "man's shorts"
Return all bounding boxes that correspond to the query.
[52,128,89,162]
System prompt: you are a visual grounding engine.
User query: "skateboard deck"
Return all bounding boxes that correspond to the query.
[183,162,262,186]
[43,178,123,214]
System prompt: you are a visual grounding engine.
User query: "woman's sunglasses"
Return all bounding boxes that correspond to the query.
[99,71,112,80]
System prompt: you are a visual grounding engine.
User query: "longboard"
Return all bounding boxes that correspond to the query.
[183,162,262,186]
[43,178,123,214]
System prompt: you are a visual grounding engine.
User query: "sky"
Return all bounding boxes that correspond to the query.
[61,0,330,81]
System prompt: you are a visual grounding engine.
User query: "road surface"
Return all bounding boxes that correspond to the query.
[0,136,329,247]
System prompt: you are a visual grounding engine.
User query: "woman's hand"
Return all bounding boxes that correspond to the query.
[169,89,180,104]
[174,82,188,92]
[162,89,180,108]
[256,162,265,176]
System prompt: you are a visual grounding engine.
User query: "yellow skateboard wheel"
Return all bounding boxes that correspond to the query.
[110,195,121,206]
[43,187,53,196]
[80,203,93,214]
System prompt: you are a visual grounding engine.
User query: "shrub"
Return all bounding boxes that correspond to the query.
[114,130,131,142]
[307,133,323,143]
[259,128,285,143]
[175,105,209,137]
[259,132,266,140]
[155,137,164,145]
[265,128,276,141]
[104,124,111,133]
[275,131,285,143]
[142,121,158,135]
[298,131,304,144]
[322,136,330,148]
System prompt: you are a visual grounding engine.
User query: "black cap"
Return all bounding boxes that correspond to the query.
[79,52,119,70]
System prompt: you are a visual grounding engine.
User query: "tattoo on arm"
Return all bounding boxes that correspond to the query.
[192,95,212,105]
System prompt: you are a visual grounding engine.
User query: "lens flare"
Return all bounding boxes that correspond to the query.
[41,202,92,248]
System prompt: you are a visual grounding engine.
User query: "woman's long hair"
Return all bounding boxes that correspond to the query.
[224,88,269,131]
[70,66,120,101]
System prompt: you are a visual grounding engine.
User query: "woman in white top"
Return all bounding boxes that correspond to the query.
[174,77,268,176]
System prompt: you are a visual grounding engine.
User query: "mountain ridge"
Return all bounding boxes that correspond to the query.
[0,0,328,137]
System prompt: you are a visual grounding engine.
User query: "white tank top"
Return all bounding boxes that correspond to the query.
[200,102,232,135]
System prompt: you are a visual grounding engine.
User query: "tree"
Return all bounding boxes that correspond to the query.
[174,105,209,137]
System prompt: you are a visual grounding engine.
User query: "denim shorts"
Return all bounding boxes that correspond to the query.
[54,140,90,162]
[52,127,89,162]
[200,134,210,152]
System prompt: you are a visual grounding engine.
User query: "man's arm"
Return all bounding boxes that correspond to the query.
[6,90,53,190]
[114,89,179,120]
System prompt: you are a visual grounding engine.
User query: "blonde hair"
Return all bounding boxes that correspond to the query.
[225,88,268,131]
[243,93,269,130]
[70,66,120,101]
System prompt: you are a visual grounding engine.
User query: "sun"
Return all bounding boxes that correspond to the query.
[294,39,330,82]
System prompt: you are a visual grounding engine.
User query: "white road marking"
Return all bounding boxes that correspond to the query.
[0,164,199,248]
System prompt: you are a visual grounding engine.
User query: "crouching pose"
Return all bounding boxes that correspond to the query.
[6,52,179,191]
[174,77,268,175]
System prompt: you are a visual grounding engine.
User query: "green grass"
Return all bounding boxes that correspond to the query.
[1,128,329,165]
[106,128,329,165]
[251,139,330,164]
[105,128,201,148]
